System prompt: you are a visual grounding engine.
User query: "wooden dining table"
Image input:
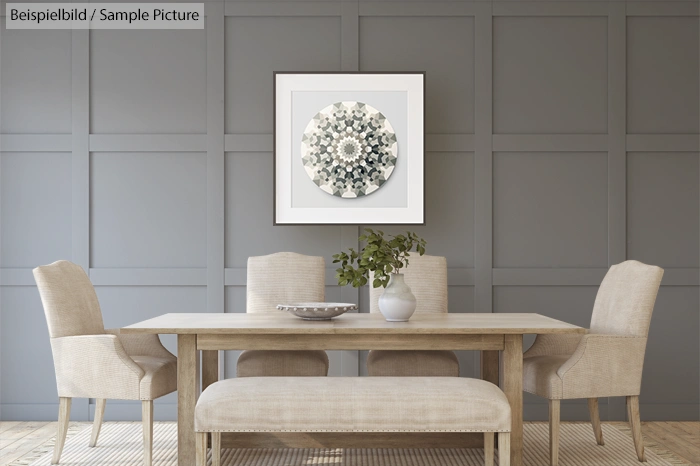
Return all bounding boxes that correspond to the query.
[122,312,585,466]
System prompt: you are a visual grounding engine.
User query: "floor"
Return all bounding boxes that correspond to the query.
[0,421,698,466]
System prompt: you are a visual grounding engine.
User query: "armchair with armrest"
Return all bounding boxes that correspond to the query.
[523,260,663,465]
[34,260,177,466]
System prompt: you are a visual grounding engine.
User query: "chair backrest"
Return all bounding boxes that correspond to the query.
[33,260,105,338]
[590,260,664,337]
[246,252,325,313]
[369,254,448,314]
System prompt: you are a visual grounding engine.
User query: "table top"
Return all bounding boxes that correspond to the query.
[121,312,586,335]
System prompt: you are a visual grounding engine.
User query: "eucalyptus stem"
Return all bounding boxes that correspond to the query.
[332,228,427,288]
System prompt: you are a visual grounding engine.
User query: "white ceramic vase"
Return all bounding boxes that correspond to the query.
[378,273,417,322]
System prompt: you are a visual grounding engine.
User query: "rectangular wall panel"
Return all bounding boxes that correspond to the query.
[225,16,342,134]
[90,152,208,268]
[493,152,609,268]
[493,16,608,134]
[627,16,699,134]
[90,29,207,134]
[0,22,72,134]
[0,287,59,414]
[359,16,475,134]
[627,152,700,268]
[1,153,72,268]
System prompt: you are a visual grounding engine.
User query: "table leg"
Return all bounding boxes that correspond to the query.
[178,334,198,466]
[202,350,219,392]
[503,334,523,466]
[481,350,500,386]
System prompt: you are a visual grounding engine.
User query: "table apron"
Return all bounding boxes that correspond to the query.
[196,333,505,351]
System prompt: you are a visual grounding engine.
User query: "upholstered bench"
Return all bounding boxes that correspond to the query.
[195,377,511,466]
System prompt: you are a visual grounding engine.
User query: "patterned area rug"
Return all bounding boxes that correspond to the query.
[10,422,689,466]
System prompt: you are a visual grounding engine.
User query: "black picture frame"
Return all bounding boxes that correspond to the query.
[273,71,426,226]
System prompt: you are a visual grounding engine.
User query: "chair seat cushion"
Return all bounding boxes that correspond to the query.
[132,356,177,400]
[367,350,459,377]
[236,350,329,377]
[523,355,570,399]
[195,377,511,433]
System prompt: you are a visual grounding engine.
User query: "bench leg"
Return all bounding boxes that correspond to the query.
[212,432,221,466]
[196,432,208,466]
[484,432,494,466]
[499,433,510,466]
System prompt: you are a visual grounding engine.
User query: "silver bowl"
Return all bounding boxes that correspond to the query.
[277,302,357,320]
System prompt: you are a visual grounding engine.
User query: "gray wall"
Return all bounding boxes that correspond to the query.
[0,0,698,423]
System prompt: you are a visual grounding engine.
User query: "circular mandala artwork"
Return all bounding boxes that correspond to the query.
[301,101,398,198]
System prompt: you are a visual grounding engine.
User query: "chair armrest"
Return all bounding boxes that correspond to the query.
[557,334,648,398]
[523,333,584,358]
[105,328,176,360]
[50,334,144,400]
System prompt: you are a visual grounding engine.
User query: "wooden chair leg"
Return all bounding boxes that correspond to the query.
[142,400,153,466]
[89,399,106,447]
[627,396,646,462]
[52,397,71,464]
[212,432,221,466]
[549,399,560,466]
[196,432,208,466]
[498,432,510,466]
[588,398,605,446]
[484,432,494,466]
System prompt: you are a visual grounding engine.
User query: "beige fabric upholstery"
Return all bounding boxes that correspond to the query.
[195,377,511,433]
[522,355,570,399]
[246,252,326,313]
[367,350,460,377]
[523,260,663,400]
[50,334,144,400]
[105,328,176,360]
[523,334,583,358]
[33,260,177,401]
[132,356,178,400]
[367,255,458,377]
[589,261,664,337]
[238,252,329,377]
[33,260,104,338]
[237,350,329,377]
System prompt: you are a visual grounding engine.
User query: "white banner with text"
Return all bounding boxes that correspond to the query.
[6,3,204,29]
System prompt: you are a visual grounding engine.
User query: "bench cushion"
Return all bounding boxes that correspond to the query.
[195,377,511,433]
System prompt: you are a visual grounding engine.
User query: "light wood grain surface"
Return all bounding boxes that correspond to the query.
[177,335,198,466]
[122,312,586,335]
[196,333,506,351]
[122,312,584,466]
[503,335,523,466]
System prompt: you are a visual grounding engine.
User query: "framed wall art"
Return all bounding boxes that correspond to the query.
[274,72,425,225]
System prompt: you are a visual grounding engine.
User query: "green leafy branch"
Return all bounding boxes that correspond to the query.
[332,228,427,288]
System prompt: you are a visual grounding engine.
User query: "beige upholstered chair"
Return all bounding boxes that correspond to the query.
[523,260,664,466]
[236,252,329,377]
[368,255,459,376]
[33,260,177,466]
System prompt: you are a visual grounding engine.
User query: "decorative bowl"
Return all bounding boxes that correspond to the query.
[277,302,357,320]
